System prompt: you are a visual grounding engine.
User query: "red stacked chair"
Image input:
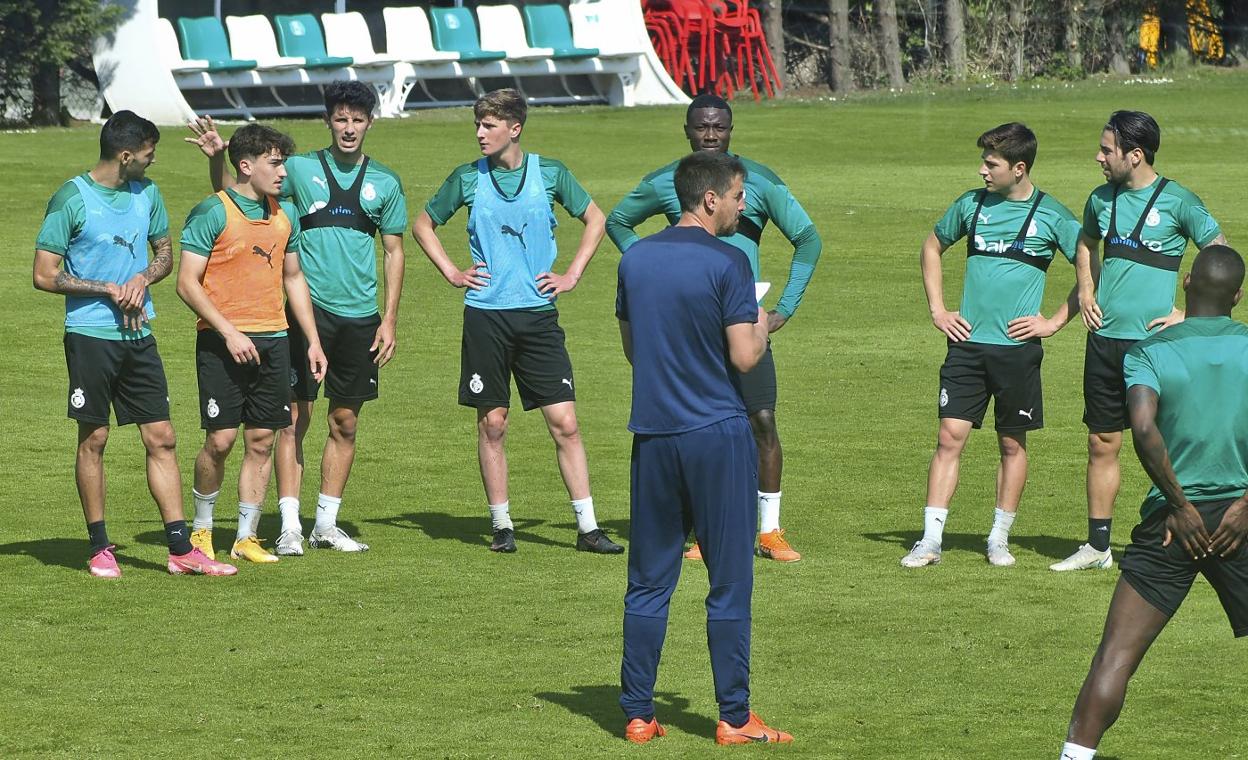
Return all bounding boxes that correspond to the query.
[642,0,781,100]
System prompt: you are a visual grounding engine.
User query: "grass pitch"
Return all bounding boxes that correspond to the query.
[1,71,1246,758]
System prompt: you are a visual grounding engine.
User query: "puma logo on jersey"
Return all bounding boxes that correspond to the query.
[251,243,276,267]
[977,212,991,225]
[112,232,139,257]
[312,175,328,189]
[1018,408,1034,420]
[500,223,528,249]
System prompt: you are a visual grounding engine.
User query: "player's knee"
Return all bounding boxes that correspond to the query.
[141,422,177,456]
[478,411,508,443]
[202,430,237,460]
[998,434,1026,458]
[750,411,779,447]
[77,425,109,455]
[328,409,359,442]
[1089,432,1122,459]
[245,432,276,459]
[935,425,968,454]
[548,413,581,443]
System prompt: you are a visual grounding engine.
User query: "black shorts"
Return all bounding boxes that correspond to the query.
[459,306,575,411]
[1120,499,1248,637]
[196,330,291,430]
[735,342,777,415]
[63,332,170,426]
[288,302,380,404]
[937,341,1043,432]
[1083,332,1139,433]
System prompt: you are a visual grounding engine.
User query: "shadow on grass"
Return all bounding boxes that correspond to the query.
[365,512,567,549]
[0,537,167,573]
[862,530,1078,560]
[536,684,714,740]
[133,518,364,550]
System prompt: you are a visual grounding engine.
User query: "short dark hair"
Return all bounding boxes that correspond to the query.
[674,151,746,213]
[324,80,377,116]
[99,110,160,160]
[977,122,1037,171]
[474,88,527,126]
[227,124,296,172]
[686,93,732,122]
[1106,110,1160,164]
[1190,244,1245,299]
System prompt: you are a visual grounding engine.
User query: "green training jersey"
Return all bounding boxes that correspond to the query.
[1123,316,1248,518]
[280,150,407,318]
[424,154,592,225]
[934,188,1081,346]
[605,154,822,319]
[36,172,169,341]
[1083,176,1221,340]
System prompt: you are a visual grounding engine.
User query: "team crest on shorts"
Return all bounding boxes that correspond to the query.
[207,398,220,419]
[290,367,298,387]
[70,387,85,409]
[939,388,949,408]
[469,373,484,394]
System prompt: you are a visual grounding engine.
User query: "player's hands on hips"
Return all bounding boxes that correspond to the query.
[1163,501,1210,560]
[1209,498,1248,558]
[1006,313,1058,341]
[536,270,579,299]
[307,343,328,382]
[223,329,260,366]
[1079,289,1103,331]
[1147,307,1185,332]
[766,310,788,334]
[448,262,490,290]
[184,115,227,158]
[370,318,396,367]
[931,309,971,342]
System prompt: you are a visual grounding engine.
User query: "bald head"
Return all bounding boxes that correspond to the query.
[1183,244,1244,315]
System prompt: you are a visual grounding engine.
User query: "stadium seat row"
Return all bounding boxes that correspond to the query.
[155,5,648,119]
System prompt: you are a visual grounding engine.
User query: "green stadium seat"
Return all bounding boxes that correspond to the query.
[522,4,599,59]
[176,17,258,72]
[273,14,354,69]
[429,8,507,62]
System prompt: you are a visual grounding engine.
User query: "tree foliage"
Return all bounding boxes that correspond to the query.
[0,0,124,125]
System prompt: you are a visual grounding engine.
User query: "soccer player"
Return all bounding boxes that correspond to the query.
[411,88,621,555]
[32,111,236,578]
[606,93,821,563]
[901,122,1082,569]
[1052,111,1228,572]
[187,81,407,555]
[617,151,790,745]
[1060,245,1248,760]
[176,124,328,564]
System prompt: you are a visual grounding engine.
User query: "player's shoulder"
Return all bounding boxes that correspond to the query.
[1036,191,1077,220]
[737,155,784,187]
[641,159,680,184]
[1158,177,1205,206]
[277,199,300,220]
[443,160,479,182]
[364,155,403,187]
[186,193,225,220]
[949,188,985,209]
[47,175,86,206]
[1085,182,1115,205]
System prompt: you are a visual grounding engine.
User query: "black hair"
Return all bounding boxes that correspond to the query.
[1106,110,1161,165]
[99,110,160,160]
[686,94,732,122]
[1189,244,1245,301]
[227,124,296,172]
[324,80,377,117]
[674,151,746,213]
[977,122,1037,172]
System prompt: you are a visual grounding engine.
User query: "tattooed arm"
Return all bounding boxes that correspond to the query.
[34,249,118,298]
[138,236,173,285]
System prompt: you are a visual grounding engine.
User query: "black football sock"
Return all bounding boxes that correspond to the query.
[165,520,193,556]
[1088,518,1112,552]
[87,520,110,554]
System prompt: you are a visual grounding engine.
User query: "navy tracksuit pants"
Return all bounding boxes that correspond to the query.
[619,416,757,726]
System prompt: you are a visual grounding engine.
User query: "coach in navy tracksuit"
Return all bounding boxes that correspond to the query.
[616,152,791,745]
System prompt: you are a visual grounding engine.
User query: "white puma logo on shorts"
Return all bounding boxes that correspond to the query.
[1018,408,1034,420]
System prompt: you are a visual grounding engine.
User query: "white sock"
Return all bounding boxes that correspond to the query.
[988,507,1016,546]
[315,493,341,532]
[758,491,781,534]
[571,496,598,533]
[278,496,301,534]
[192,489,218,531]
[236,503,260,541]
[489,501,513,531]
[922,506,948,545]
[1059,741,1096,760]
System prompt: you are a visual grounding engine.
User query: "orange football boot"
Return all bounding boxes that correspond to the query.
[716,711,793,745]
[683,541,703,561]
[757,529,801,562]
[625,717,667,744]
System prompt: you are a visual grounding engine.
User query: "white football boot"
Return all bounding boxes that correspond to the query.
[900,538,942,568]
[1050,543,1113,572]
[275,529,305,556]
[308,525,369,552]
[986,541,1016,567]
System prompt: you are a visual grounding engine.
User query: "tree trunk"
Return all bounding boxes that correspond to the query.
[1065,0,1082,69]
[1105,0,1132,74]
[944,0,966,80]
[30,63,62,126]
[876,0,905,87]
[827,0,853,93]
[1158,0,1192,64]
[921,0,941,63]
[761,0,786,93]
[1225,0,1248,62]
[1007,0,1026,81]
